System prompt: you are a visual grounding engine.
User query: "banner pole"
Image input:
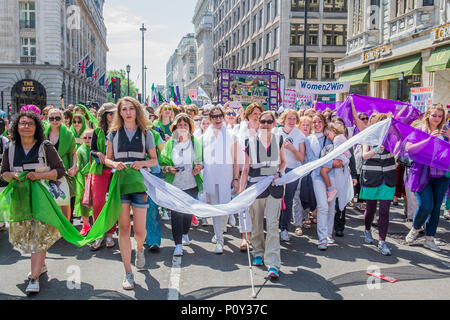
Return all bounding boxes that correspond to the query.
[240,209,257,298]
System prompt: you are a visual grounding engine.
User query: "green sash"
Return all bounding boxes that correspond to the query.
[0,168,147,247]
[74,144,92,217]
[152,119,172,136]
[45,124,76,170]
[77,104,99,128]
[89,128,106,175]
[70,115,87,150]
[159,137,203,192]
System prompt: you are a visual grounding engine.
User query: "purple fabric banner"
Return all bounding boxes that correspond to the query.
[315,101,344,113]
[382,118,450,172]
[337,94,422,127]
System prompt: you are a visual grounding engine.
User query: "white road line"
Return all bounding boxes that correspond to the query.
[167,255,182,300]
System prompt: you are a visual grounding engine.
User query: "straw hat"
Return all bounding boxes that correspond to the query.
[98,103,117,118]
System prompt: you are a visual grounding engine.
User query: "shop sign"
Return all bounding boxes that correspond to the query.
[361,45,392,63]
[22,81,35,92]
[431,23,450,43]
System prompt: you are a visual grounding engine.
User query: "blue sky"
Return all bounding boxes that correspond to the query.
[104,0,197,96]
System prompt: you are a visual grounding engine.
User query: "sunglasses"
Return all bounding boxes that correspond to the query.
[163,107,171,111]
[260,119,274,125]
[360,117,369,121]
[73,120,82,124]
[210,114,223,119]
[83,136,92,140]
[49,116,62,122]
[19,121,35,127]
[226,112,236,117]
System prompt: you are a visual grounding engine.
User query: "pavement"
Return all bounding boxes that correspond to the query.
[0,202,449,300]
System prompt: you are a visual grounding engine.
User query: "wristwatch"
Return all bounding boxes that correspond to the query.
[277,171,283,177]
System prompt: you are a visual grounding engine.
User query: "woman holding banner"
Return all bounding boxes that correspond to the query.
[45,108,77,222]
[160,113,203,257]
[88,103,117,251]
[1,111,66,295]
[405,104,450,252]
[104,97,158,290]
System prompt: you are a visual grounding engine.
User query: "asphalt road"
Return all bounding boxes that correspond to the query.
[0,203,449,300]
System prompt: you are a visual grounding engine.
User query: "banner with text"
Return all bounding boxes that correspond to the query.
[410,87,433,113]
[284,88,313,109]
[296,80,351,95]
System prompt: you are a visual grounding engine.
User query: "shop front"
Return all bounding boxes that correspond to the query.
[337,67,370,97]
[11,79,47,111]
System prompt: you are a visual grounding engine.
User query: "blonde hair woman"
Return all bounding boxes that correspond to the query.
[153,103,175,140]
[104,97,158,290]
[405,104,449,252]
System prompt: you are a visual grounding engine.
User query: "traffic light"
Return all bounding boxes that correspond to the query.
[111,77,121,101]
[138,93,141,103]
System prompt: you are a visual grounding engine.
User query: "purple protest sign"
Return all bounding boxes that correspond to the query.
[382,118,450,172]
[337,94,422,127]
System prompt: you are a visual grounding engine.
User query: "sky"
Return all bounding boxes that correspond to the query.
[104,0,197,96]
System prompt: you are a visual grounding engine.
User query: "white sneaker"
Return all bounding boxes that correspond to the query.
[211,235,217,244]
[223,226,228,233]
[173,244,183,256]
[122,271,134,290]
[28,265,48,280]
[280,230,290,242]
[424,239,441,252]
[26,279,39,294]
[201,218,208,226]
[405,228,419,245]
[327,189,338,202]
[160,209,170,221]
[135,249,146,270]
[214,242,224,254]
[327,237,336,244]
[228,214,236,227]
[182,234,190,246]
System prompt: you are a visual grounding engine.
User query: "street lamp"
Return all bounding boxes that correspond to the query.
[140,23,147,102]
[303,0,308,80]
[398,72,404,101]
[126,64,131,96]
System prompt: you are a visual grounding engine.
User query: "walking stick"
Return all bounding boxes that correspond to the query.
[240,209,257,298]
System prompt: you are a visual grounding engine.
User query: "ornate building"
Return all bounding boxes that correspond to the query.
[0,0,108,112]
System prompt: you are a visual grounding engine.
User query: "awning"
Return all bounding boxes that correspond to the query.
[371,55,422,81]
[425,45,450,72]
[338,68,370,85]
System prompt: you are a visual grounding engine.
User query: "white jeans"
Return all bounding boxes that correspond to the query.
[313,177,337,243]
[206,185,229,245]
[292,177,306,227]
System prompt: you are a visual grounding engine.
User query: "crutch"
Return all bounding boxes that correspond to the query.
[240,208,257,298]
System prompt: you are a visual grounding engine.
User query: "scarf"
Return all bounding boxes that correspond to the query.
[70,115,87,149]
[74,143,92,217]
[77,104,99,128]
[45,123,75,170]
[89,128,106,175]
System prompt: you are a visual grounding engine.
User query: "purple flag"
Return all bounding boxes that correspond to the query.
[175,86,181,105]
[382,118,450,172]
[315,101,344,113]
[337,94,422,127]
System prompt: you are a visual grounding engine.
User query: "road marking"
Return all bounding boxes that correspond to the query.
[167,255,182,300]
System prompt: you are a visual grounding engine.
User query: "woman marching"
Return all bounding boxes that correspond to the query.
[70,113,87,150]
[159,113,203,257]
[104,97,158,290]
[88,103,117,251]
[1,111,66,295]
[45,108,77,221]
[153,103,175,141]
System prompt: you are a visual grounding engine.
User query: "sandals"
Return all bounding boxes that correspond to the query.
[90,238,104,251]
[105,237,115,248]
[239,240,253,252]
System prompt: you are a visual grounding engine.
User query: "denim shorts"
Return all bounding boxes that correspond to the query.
[120,192,149,209]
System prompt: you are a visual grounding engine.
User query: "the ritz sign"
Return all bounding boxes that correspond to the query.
[361,45,392,63]
[431,23,450,43]
[22,81,35,92]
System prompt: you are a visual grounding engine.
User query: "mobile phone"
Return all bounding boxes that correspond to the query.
[176,166,185,172]
[285,137,294,144]
[95,157,100,164]
[443,124,449,131]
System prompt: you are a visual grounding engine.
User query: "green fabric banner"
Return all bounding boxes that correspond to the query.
[89,128,106,175]
[74,144,92,217]
[0,168,146,247]
[45,124,76,170]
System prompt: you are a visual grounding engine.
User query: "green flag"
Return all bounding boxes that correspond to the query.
[158,92,165,103]
[185,95,192,105]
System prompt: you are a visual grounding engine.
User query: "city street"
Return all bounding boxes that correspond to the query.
[1,203,449,300]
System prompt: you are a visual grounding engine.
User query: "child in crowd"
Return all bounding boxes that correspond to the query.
[320,122,351,202]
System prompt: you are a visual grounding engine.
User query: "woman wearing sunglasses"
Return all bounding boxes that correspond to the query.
[70,114,87,150]
[224,105,240,135]
[104,97,158,290]
[45,108,77,222]
[240,110,286,279]
[153,103,175,141]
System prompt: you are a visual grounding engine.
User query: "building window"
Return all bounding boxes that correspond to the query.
[323,0,347,12]
[252,42,257,60]
[352,0,363,35]
[20,2,36,29]
[265,32,272,54]
[21,37,36,56]
[290,23,304,45]
[290,57,304,79]
[307,58,318,79]
[259,9,263,29]
[395,0,415,16]
[321,59,335,79]
[274,0,279,17]
[252,14,257,33]
[291,0,319,12]
[258,38,262,57]
[308,24,319,45]
[266,1,272,24]
[323,24,346,46]
[274,27,279,49]
[274,59,279,71]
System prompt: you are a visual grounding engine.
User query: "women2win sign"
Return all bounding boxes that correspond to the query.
[220,69,279,110]
[296,80,351,95]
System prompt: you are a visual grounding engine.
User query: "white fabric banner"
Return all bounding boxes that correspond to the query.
[141,119,392,217]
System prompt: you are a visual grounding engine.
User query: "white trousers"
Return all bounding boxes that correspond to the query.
[313,177,337,243]
[206,184,230,244]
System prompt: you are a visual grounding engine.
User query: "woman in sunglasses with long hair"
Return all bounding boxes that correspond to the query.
[70,114,87,150]
[153,103,175,141]
[45,108,77,222]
